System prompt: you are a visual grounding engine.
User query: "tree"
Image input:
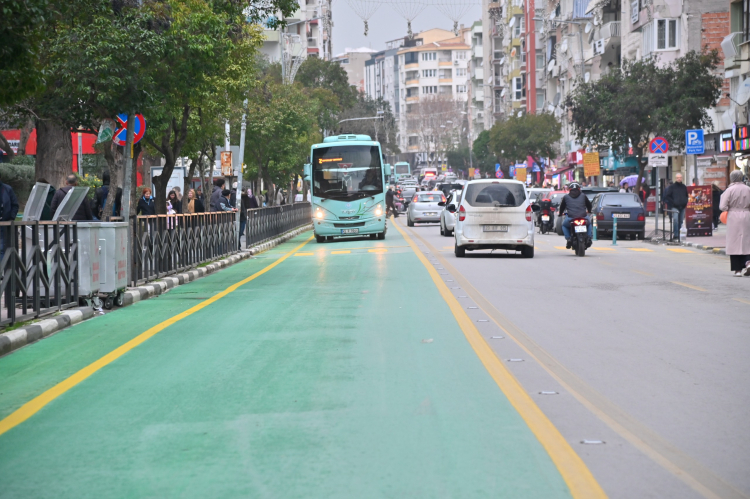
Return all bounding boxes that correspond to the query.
[472,130,497,175]
[295,58,359,110]
[406,95,463,168]
[488,113,561,175]
[336,95,399,155]
[565,50,723,194]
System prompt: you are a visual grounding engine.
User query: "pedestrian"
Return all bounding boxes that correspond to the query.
[210,178,225,212]
[0,179,19,265]
[167,190,182,214]
[50,174,93,221]
[248,189,259,209]
[137,188,156,215]
[218,189,236,212]
[640,184,649,205]
[275,187,285,206]
[719,170,750,276]
[240,189,251,247]
[173,186,182,203]
[186,189,197,214]
[94,171,122,220]
[711,182,723,229]
[37,178,57,221]
[664,173,688,240]
[619,182,629,193]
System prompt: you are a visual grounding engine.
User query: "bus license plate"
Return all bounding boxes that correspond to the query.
[483,225,508,232]
[574,225,587,233]
[341,228,359,234]
[541,215,550,221]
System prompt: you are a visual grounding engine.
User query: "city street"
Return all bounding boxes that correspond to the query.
[0,220,747,498]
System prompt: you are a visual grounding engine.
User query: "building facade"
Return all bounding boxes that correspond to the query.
[333,48,378,93]
[260,0,333,67]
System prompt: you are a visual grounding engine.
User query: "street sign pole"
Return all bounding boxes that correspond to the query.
[236,99,247,249]
[122,114,135,286]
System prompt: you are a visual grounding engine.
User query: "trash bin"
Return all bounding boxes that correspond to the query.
[76,222,102,308]
[97,222,129,309]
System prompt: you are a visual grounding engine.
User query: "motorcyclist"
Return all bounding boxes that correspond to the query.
[558,182,593,249]
[385,186,398,217]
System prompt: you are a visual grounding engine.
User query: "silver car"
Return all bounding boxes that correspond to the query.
[400,182,419,208]
[407,191,445,226]
[439,190,462,236]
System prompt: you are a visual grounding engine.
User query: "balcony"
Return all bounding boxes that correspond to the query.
[722,32,743,69]
[474,89,484,101]
[473,67,484,80]
[406,96,419,102]
[405,79,419,86]
[473,46,483,59]
[439,78,453,84]
[600,21,621,39]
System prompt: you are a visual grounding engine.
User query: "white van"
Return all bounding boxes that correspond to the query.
[451,179,537,258]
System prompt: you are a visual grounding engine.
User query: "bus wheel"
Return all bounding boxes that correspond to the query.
[315,235,325,243]
[377,232,385,240]
[326,236,334,242]
[370,233,377,239]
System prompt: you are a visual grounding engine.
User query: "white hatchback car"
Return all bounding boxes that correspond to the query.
[452,179,538,258]
[439,190,461,237]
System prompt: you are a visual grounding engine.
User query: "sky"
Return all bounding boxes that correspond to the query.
[331,1,482,55]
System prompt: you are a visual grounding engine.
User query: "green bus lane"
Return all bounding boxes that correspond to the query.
[0,227,572,498]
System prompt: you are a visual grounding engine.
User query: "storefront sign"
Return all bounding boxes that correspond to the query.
[696,157,713,169]
[583,152,600,176]
[220,151,233,176]
[515,167,527,181]
[685,185,712,237]
[720,132,734,152]
[736,125,750,151]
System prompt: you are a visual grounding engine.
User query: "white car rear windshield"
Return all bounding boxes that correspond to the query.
[464,183,526,207]
[417,193,444,203]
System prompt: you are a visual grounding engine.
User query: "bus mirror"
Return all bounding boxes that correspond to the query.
[384,163,392,176]
[303,163,311,181]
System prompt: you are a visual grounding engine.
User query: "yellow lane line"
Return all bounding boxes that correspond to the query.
[733,298,750,305]
[554,246,568,250]
[629,248,653,252]
[667,248,694,253]
[331,250,351,254]
[672,281,707,292]
[319,245,408,252]
[294,252,314,256]
[592,247,615,251]
[393,221,606,499]
[0,235,315,437]
[443,246,453,249]
[631,270,653,276]
[368,248,388,253]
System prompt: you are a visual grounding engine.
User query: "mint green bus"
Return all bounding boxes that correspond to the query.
[303,135,391,243]
[393,161,411,182]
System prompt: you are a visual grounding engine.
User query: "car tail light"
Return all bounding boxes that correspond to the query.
[458,205,466,221]
[525,205,532,222]
[597,212,604,220]
[637,213,645,221]
[441,195,447,203]
[412,195,418,203]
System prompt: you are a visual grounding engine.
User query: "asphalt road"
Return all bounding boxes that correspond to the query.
[399,217,750,499]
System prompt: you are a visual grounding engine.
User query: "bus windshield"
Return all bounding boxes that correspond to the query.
[312,145,383,201]
[395,163,410,174]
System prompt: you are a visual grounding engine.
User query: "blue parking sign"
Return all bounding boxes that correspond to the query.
[685,129,704,155]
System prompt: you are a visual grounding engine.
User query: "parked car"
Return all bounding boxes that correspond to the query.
[591,192,647,239]
[407,191,446,226]
[439,190,462,236]
[451,179,538,258]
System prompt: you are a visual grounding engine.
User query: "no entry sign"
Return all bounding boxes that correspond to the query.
[649,137,669,154]
[113,114,146,146]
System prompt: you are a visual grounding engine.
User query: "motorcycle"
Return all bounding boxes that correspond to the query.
[570,217,590,257]
[538,199,554,234]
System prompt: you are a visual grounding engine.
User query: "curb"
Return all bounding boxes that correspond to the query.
[681,241,727,255]
[0,224,312,357]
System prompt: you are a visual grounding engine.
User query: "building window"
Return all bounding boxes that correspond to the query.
[421,52,437,61]
[455,68,467,77]
[456,85,467,93]
[455,51,467,60]
[408,136,419,146]
[513,77,523,100]
[535,51,544,70]
[422,69,436,77]
[422,86,437,94]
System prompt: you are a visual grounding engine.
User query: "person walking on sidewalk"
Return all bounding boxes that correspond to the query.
[0,180,19,265]
[712,182,723,229]
[664,173,688,240]
[719,170,750,276]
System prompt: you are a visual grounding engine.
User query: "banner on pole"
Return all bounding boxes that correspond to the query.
[220,151,233,176]
[582,152,600,177]
[685,185,712,237]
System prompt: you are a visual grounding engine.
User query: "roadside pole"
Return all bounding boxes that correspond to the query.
[237,100,247,249]
[122,114,135,286]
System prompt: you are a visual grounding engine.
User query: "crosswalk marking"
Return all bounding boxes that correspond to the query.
[294,252,314,256]
[331,250,351,254]
[368,248,388,253]
[592,247,615,251]
[628,248,653,252]
[667,248,693,253]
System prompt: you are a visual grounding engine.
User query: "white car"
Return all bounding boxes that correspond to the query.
[407,191,445,226]
[439,190,462,237]
[452,179,537,258]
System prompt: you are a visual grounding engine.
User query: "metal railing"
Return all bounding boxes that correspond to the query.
[133,212,236,285]
[1,221,79,327]
[245,203,311,248]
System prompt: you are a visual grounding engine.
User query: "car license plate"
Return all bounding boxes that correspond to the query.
[574,225,587,233]
[341,228,359,234]
[541,215,550,221]
[483,225,509,232]
[424,212,436,216]
[612,213,630,219]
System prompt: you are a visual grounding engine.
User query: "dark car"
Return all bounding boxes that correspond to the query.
[581,187,619,201]
[591,192,647,239]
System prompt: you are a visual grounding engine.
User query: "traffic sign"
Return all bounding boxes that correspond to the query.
[113,114,146,146]
[685,129,705,154]
[509,165,516,177]
[649,137,668,154]
[495,170,502,178]
[648,154,668,167]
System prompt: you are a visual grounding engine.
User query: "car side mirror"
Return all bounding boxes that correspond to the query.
[437,201,446,206]
[531,204,541,212]
[447,204,456,213]
[303,163,312,181]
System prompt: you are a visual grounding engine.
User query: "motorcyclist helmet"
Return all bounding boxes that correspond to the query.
[568,182,581,191]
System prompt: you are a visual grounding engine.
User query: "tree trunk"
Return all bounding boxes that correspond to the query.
[183,153,201,212]
[0,131,15,162]
[291,174,300,204]
[303,179,309,202]
[634,151,645,197]
[147,105,190,215]
[19,118,34,156]
[263,172,275,206]
[153,160,173,215]
[102,141,124,220]
[35,119,72,188]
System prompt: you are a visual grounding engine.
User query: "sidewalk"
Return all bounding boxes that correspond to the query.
[645,215,728,254]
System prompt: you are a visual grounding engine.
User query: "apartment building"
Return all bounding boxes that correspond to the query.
[260,0,332,67]
[333,48,378,93]
[469,21,486,138]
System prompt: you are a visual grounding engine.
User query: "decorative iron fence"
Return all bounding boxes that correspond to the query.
[133,212,236,285]
[0,221,79,327]
[245,203,311,248]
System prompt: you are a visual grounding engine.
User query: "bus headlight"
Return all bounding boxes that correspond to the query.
[375,204,382,216]
[315,210,324,219]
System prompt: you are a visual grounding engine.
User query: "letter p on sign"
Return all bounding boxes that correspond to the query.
[685,129,704,155]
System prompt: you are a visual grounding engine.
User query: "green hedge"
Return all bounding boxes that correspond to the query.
[0,162,35,207]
